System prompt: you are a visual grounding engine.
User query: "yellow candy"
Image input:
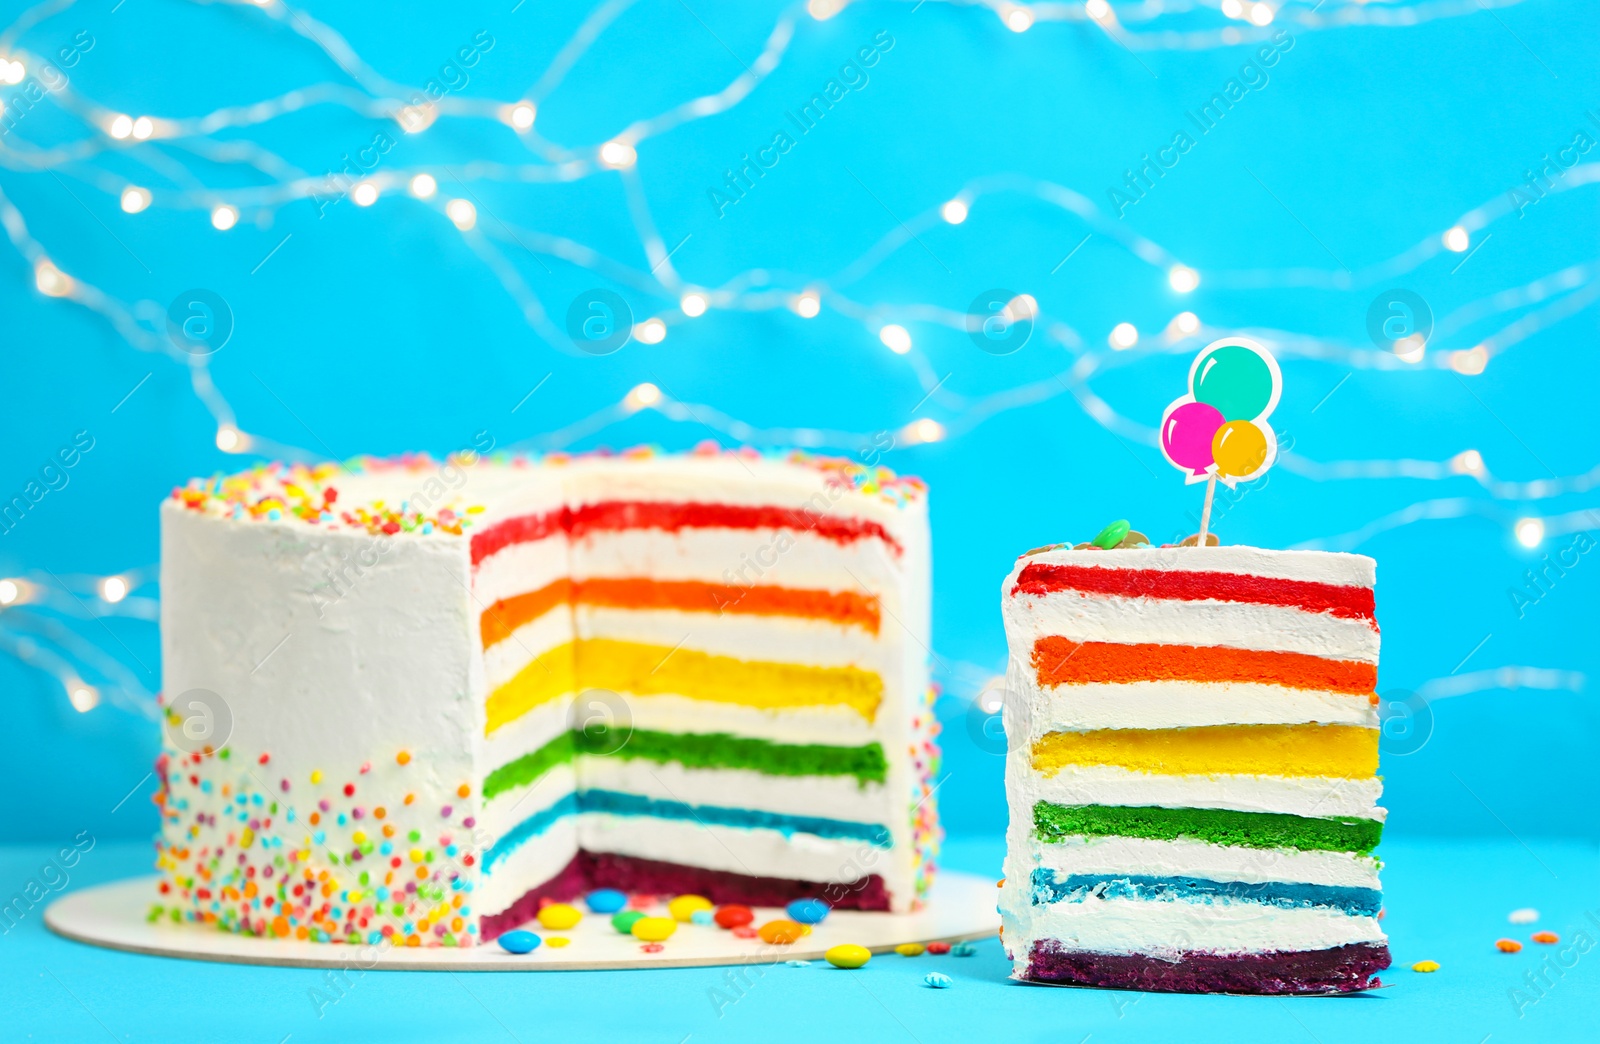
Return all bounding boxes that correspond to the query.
[1412,960,1440,973]
[631,916,677,942]
[668,894,714,922]
[895,943,926,957]
[826,944,872,969]
[546,937,571,948]
[537,903,583,930]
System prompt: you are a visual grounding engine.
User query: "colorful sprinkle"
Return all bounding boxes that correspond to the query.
[546,937,571,948]
[926,941,952,955]
[1532,931,1560,944]
[1411,960,1439,972]
[1496,938,1524,953]
[924,972,953,989]
[895,943,926,957]
[1509,908,1539,924]
[949,941,977,957]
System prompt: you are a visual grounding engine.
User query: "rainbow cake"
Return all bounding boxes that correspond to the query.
[997,540,1389,994]
[153,447,940,946]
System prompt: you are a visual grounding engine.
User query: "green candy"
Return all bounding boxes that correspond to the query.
[1091,520,1130,550]
[612,910,646,934]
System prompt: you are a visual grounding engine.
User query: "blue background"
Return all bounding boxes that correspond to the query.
[1,1,1598,1038]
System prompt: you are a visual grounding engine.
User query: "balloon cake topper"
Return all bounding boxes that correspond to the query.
[1159,336,1282,544]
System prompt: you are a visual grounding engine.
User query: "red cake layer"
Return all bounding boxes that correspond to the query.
[1012,561,1376,624]
[478,851,891,941]
[470,500,901,564]
[1024,940,1391,994]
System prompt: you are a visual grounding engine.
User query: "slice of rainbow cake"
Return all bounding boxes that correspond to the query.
[998,542,1390,993]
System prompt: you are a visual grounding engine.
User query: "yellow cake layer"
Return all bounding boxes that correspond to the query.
[484,638,883,735]
[1031,723,1379,780]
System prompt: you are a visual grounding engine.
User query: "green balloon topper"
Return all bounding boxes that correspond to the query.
[1191,343,1281,422]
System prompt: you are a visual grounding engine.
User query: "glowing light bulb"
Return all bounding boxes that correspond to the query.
[909,418,946,444]
[1451,345,1488,375]
[1515,517,1544,549]
[35,260,73,297]
[680,292,709,318]
[1085,0,1110,18]
[940,199,969,224]
[1220,0,1244,18]
[351,182,379,207]
[131,116,154,140]
[101,576,129,603]
[108,114,134,139]
[216,426,242,452]
[1003,5,1034,32]
[120,186,151,213]
[1443,226,1470,252]
[1168,265,1200,293]
[1174,311,1200,335]
[1394,334,1426,364]
[410,173,437,198]
[446,199,477,230]
[397,105,435,133]
[509,102,536,130]
[879,324,912,354]
[0,59,24,85]
[70,685,99,713]
[627,383,662,410]
[1247,2,1274,26]
[211,205,238,231]
[0,579,18,605]
[634,318,667,344]
[599,140,636,169]
[792,292,821,318]
[1005,294,1038,322]
[807,0,844,20]
[1109,322,1139,349]
[1450,449,1484,476]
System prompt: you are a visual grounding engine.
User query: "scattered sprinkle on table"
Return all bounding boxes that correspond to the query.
[640,942,664,954]
[896,943,926,957]
[786,959,811,967]
[926,942,951,955]
[949,942,977,957]
[1509,908,1539,924]
[1532,931,1560,944]
[1411,960,1440,973]
[924,972,953,989]
[690,910,714,926]
[826,944,871,969]
[1496,938,1524,953]
[546,937,570,948]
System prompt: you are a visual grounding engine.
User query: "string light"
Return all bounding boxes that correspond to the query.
[1002,5,1035,32]
[216,425,242,452]
[409,173,437,198]
[210,205,238,231]
[34,260,72,297]
[1515,517,1545,549]
[108,113,133,139]
[1443,226,1470,252]
[120,186,151,214]
[0,579,19,605]
[626,382,662,410]
[807,0,845,20]
[0,58,24,85]
[599,140,637,169]
[1173,311,1200,335]
[792,291,821,318]
[508,102,537,130]
[1085,0,1110,19]
[1394,334,1426,364]
[1247,3,1275,27]
[1168,264,1200,293]
[131,116,155,140]
[680,291,708,318]
[1109,322,1139,349]
[879,324,912,354]
[1451,345,1488,375]
[446,199,476,230]
[940,198,969,224]
[352,182,379,207]
[100,577,129,604]
[904,418,946,444]
[1220,0,1245,18]
[1450,450,1485,476]
[634,318,667,344]
[69,684,99,713]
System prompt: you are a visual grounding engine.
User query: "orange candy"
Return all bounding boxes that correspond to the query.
[758,919,806,945]
[1496,938,1523,953]
[1532,931,1560,944]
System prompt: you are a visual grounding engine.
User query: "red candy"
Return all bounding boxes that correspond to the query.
[927,941,951,955]
[714,904,755,929]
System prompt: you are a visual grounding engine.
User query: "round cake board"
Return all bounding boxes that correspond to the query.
[45,871,1000,971]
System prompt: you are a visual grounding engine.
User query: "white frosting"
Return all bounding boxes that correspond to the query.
[1017,896,1384,958]
[1009,674,1378,732]
[1023,834,1382,891]
[1022,765,1386,821]
[1015,545,1375,586]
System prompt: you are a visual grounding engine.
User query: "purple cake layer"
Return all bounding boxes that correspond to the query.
[479,851,890,941]
[1025,940,1391,995]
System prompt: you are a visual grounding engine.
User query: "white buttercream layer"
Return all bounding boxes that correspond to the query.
[1023,764,1386,821]
[1017,896,1384,958]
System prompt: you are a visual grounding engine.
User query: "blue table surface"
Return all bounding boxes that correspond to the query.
[3,835,1596,1043]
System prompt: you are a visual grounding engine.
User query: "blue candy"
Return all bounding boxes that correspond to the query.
[497,930,542,954]
[585,888,628,913]
[690,909,715,926]
[786,898,830,925]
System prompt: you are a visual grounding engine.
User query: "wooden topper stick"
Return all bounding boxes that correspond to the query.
[1197,473,1218,547]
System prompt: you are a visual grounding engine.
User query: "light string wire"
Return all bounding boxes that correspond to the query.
[0,0,1588,718]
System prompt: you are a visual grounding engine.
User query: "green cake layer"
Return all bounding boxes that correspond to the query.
[1033,801,1384,855]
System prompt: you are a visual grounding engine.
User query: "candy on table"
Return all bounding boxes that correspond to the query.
[537,903,582,930]
[496,930,541,954]
[825,944,872,969]
[1411,960,1440,972]
[1532,931,1560,944]
[948,941,977,957]
[785,959,811,968]
[1496,938,1524,953]
[611,910,646,934]
[690,909,715,926]
[924,972,953,989]
[640,942,665,953]
[926,941,951,955]
[1509,908,1539,924]
[758,920,806,945]
[631,916,677,942]
[668,895,714,922]
[731,926,759,940]
[546,937,570,948]
[786,898,830,925]
[895,943,926,957]
[714,904,755,929]
[584,888,628,914]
